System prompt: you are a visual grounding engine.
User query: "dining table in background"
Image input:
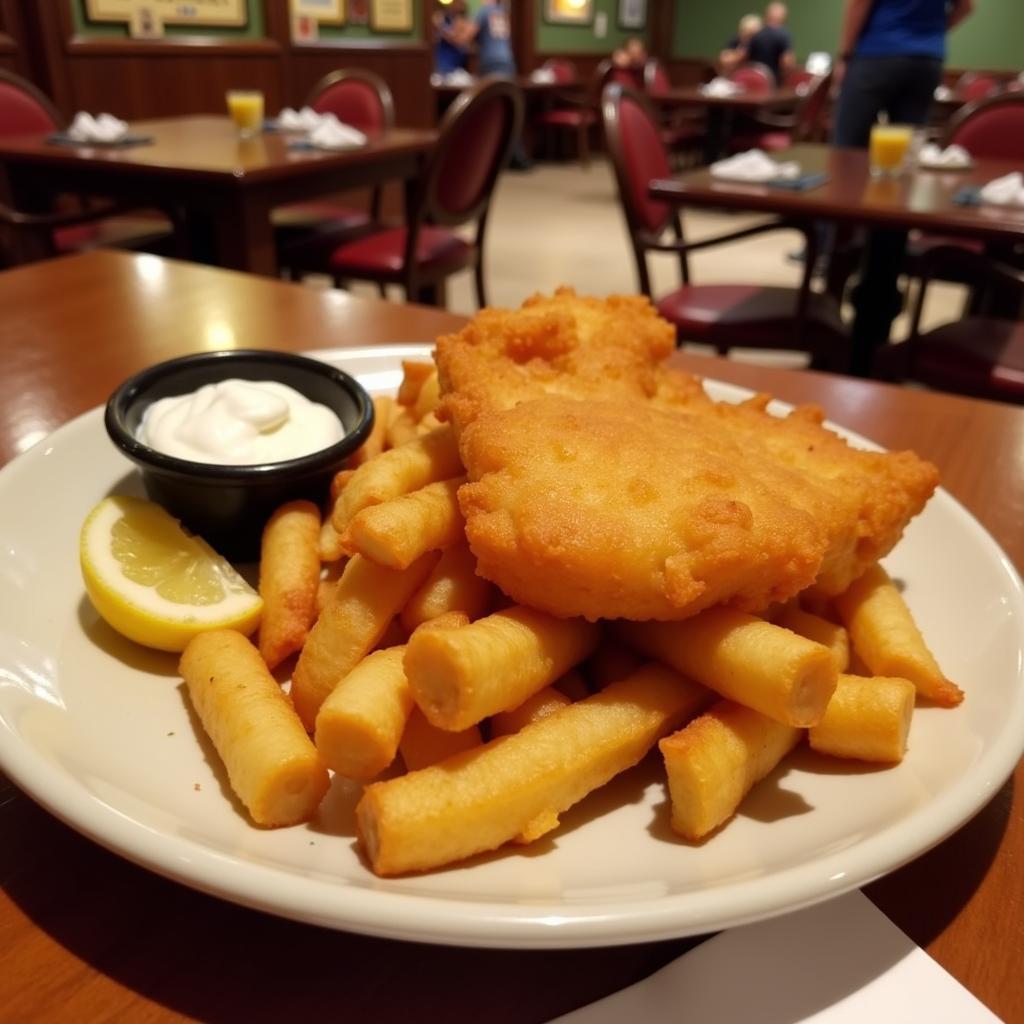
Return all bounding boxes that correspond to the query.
[1,250,1023,1022]
[0,116,437,277]
[650,86,802,162]
[650,142,1024,374]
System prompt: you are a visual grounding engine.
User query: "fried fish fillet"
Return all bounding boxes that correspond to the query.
[436,289,938,622]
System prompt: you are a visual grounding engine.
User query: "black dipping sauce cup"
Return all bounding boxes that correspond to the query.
[105,350,374,561]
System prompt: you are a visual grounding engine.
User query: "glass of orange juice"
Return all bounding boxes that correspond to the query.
[226,90,265,138]
[869,123,913,177]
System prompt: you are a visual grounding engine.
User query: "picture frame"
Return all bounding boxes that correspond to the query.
[617,0,647,31]
[289,0,346,24]
[543,0,594,27]
[370,0,413,33]
[84,0,248,28]
[348,0,370,26]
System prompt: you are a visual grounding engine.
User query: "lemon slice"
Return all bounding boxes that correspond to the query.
[80,495,263,653]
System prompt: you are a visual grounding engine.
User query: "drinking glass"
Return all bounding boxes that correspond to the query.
[869,123,913,178]
[226,90,265,139]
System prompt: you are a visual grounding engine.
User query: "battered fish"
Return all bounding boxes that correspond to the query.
[436,289,938,622]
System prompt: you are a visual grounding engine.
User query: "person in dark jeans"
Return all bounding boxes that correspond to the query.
[833,0,974,374]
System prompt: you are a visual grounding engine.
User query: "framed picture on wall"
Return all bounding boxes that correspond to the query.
[617,0,647,31]
[348,0,370,26]
[544,0,594,26]
[290,0,346,23]
[84,0,248,27]
[370,0,413,32]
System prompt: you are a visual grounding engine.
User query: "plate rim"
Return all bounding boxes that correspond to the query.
[1,343,1023,949]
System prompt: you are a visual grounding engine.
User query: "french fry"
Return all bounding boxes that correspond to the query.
[257,500,321,671]
[318,516,347,563]
[834,563,963,707]
[417,411,443,434]
[180,630,329,827]
[659,699,801,840]
[348,396,393,468]
[809,674,916,763]
[489,686,571,737]
[329,468,356,505]
[397,360,435,407]
[333,423,463,531]
[386,408,420,449]
[290,551,439,730]
[399,543,494,631]
[343,477,466,570]
[357,663,710,875]
[776,604,850,673]
[314,646,413,780]
[615,609,838,728]
[400,709,483,771]
[404,604,600,731]
[412,371,440,421]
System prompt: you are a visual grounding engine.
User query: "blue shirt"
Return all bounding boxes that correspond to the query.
[475,4,515,76]
[435,14,467,74]
[855,0,948,60]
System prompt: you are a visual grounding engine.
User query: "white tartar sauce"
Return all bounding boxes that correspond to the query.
[138,379,345,465]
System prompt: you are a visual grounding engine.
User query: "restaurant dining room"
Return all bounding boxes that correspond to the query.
[2,0,1024,1021]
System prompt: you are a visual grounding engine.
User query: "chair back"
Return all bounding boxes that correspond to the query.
[786,67,817,90]
[954,72,1000,103]
[0,70,63,136]
[602,83,673,243]
[946,94,1024,160]
[307,69,395,133]
[542,58,578,85]
[729,62,775,93]
[414,76,522,229]
[792,72,833,143]
[643,58,672,97]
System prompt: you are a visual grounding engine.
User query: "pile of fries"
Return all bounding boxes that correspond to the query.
[178,361,963,878]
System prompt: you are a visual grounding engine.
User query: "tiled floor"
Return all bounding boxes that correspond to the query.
[342,159,966,367]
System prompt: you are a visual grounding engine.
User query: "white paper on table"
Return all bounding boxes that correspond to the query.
[549,891,1001,1024]
[68,111,129,143]
[701,77,742,97]
[306,114,367,150]
[918,143,972,168]
[276,106,324,132]
[710,149,800,182]
[978,172,1024,207]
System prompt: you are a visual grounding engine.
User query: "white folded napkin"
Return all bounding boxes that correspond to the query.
[918,142,972,168]
[276,106,324,132]
[701,77,742,97]
[805,51,832,76]
[530,67,557,84]
[711,149,800,182]
[934,84,954,101]
[443,68,475,86]
[68,111,129,143]
[306,114,367,150]
[977,172,1024,206]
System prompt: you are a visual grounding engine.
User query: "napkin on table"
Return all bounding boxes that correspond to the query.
[68,111,130,143]
[551,891,1000,1023]
[530,67,558,84]
[710,149,801,182]
[306,114,367,151]
[978,171,1024,207]
[934,84,954,101]
[275,106,325,132]
[918,142,972,168]
[700,77,742,97]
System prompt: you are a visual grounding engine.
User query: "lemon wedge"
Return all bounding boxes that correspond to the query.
[80,495,263,652]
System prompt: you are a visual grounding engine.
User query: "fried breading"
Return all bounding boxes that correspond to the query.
[436,289,938,622]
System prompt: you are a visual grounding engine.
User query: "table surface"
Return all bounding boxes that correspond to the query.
[653,86,802,110]
[651,142,1024,242]
[2,251,1023,1022]
[0,115,438,186]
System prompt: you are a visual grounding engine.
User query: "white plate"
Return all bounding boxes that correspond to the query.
[1,344,1023,950]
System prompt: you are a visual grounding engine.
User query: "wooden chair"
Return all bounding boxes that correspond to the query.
[274,69,395,269]
[728,62,775,93]
[0,69,176,267]
[532,58,598,167]
[288,77,523,308]
[602,84,847,369]
[954,72,1001,104]
[643,58,705,163]
[728,71,833,152]
[875,246,1024,404]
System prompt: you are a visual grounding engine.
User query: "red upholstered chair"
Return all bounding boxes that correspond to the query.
[954,72,1001,103]
[785,67,817,90]
[533,59,598,167]
[602,84,847,368]
[0,69,176,267]
[729,62,775,93]
[299,77,522,308]
[875,247,1024,403]
[274,69,395,268]
[729,72,833,152]
[643,58,705,161]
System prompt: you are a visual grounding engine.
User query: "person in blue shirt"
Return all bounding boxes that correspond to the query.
[433,0,469,77]
[831,0,975,376]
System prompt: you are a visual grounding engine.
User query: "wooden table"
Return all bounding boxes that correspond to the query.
[0,116,437,276]
[652,86,801,161]
[2,251,1023,1022]
[650,142,1024,372]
